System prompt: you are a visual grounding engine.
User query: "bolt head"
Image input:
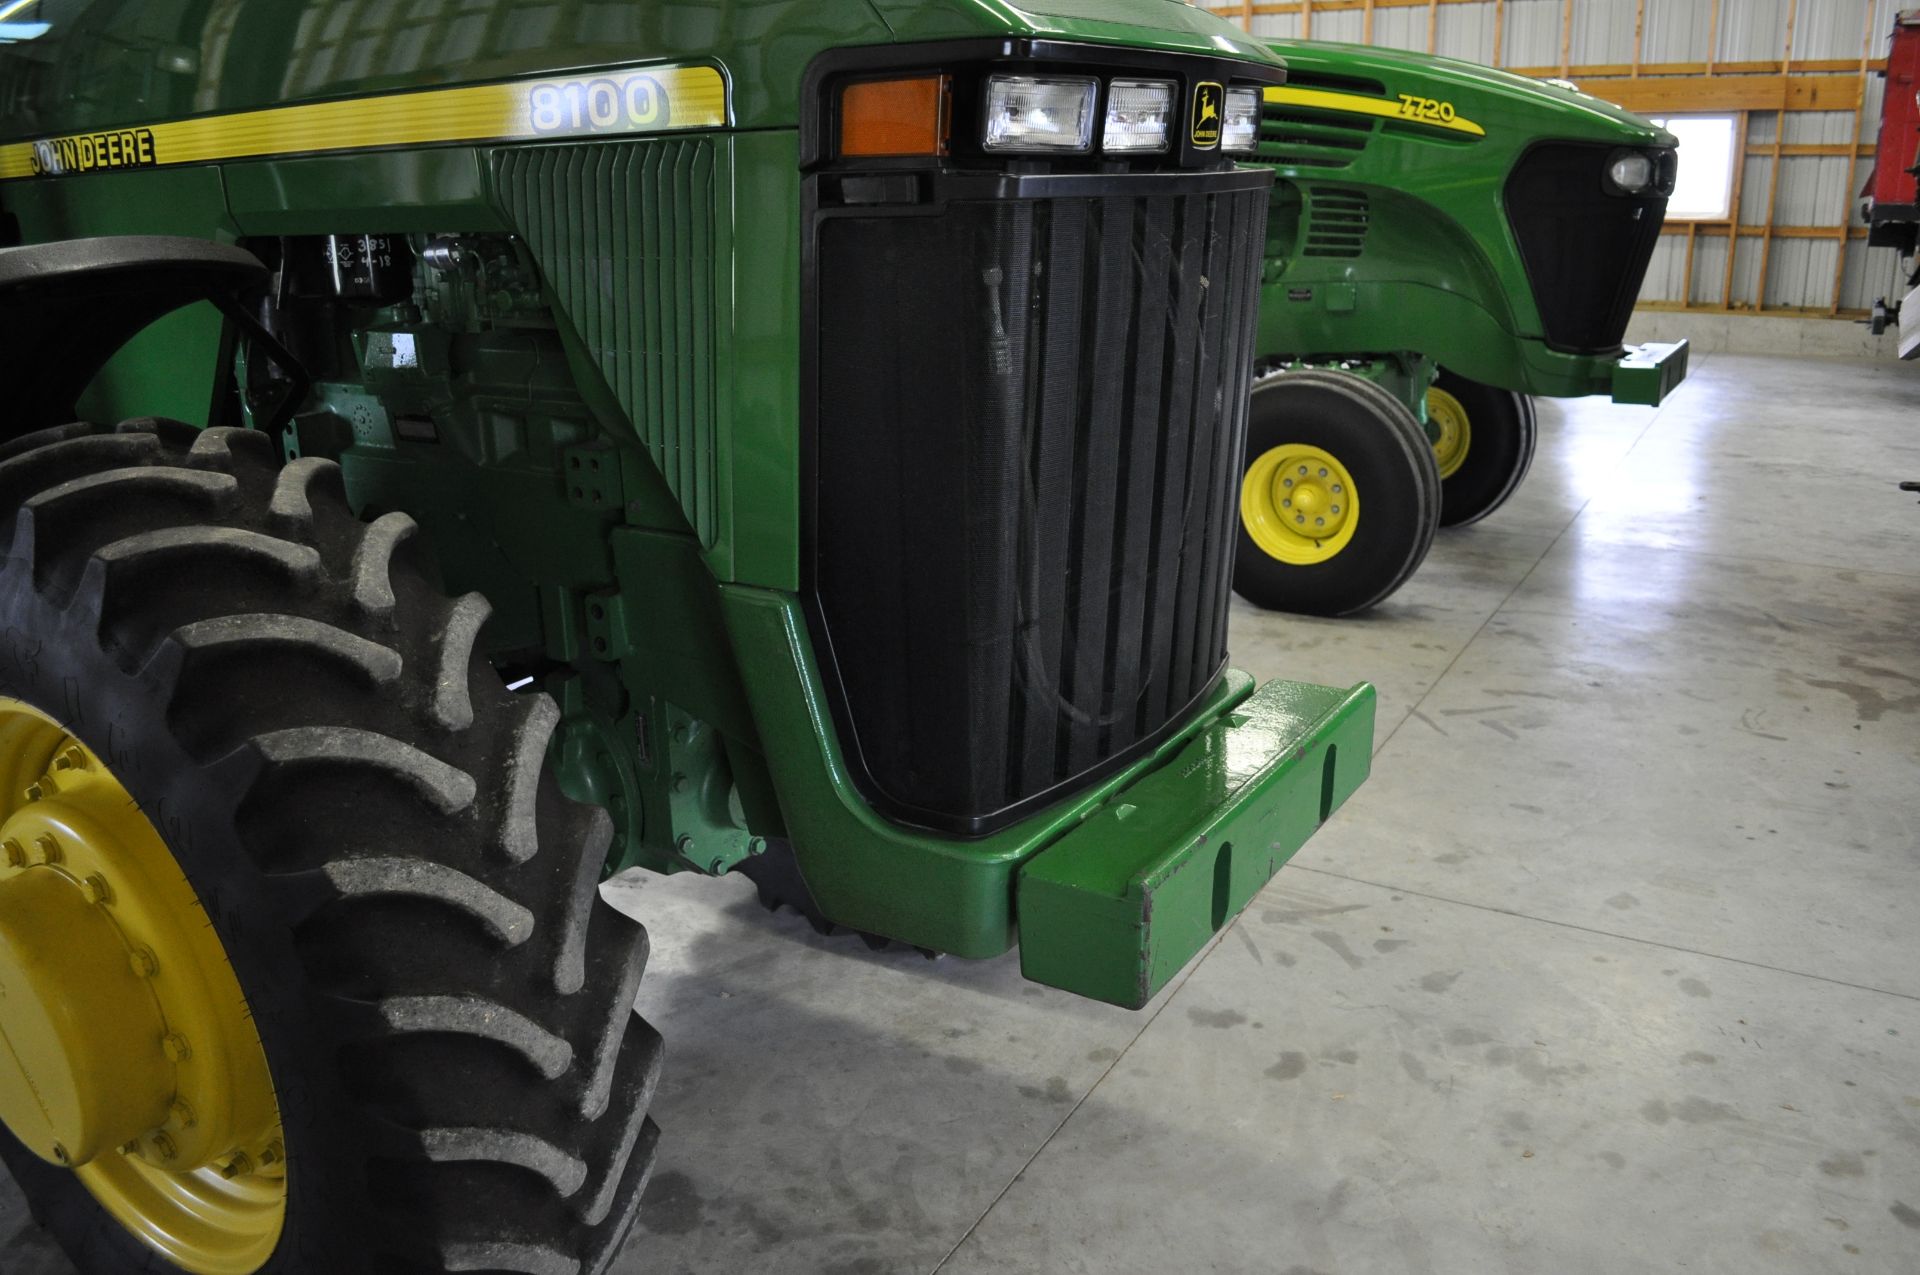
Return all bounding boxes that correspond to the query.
[1,839,23,868]
[51,1143,70,1166]
[150,1132,178,1162]
[23,783,43,803]
[260,1139,284,1167]
[81,874,111,905]
[170,1099,196,1129]
[129,947,159,978]
[32,835,60,864]
[219,1150,254,1180]
[162,1033,192,1063]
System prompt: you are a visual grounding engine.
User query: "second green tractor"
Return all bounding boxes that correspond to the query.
[1232,39,1691,616]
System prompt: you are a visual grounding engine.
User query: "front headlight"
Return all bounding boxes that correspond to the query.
[983,75,1099,153]
[1103,79,1174,153]
[1222,86,1262,154]
[1608,150,1656,193]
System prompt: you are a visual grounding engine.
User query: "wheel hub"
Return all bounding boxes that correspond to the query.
[1426,386,1472,480]
[0,699,285,1275]
[1240,444,1360,566]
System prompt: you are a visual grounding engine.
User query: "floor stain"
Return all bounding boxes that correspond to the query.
[1188,1007,1248,1030]
[639,1170,706,1235]
[1681,1051,1718,1066]
[1889,1202,1920,1230]
[1373,938,1410,954]
[1607,892,1640,910]
[1419,970,1462,994]
[1017,1075,1074,1103]
[1819,1152,1867,1178]
[1266,1051,1308,1081]
[1679,978,1712,998]
[1312,930,1364,970]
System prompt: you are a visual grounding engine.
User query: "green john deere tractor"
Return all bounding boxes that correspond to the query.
[0,2,1379,1271]
[1230,40,1692,616]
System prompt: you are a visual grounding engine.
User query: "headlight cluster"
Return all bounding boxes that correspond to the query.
[982,75,1263,155]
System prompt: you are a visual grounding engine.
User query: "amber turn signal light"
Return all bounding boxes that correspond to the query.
[840,75,952,157]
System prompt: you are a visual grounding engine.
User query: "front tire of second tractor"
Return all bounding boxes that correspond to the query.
[1233,370,1442,617]
[0,420,660,1275]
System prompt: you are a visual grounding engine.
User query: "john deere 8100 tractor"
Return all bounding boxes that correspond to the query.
[1230,39,1691,615]
[0,2,1377,1271]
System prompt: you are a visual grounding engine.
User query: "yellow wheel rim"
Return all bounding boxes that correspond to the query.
[1239,443,1360,566]
[1427,386,1472,480]
[0,698,284,1275]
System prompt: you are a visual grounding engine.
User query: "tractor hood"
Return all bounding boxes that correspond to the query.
[1268,39,1672,147]
[867,0,1281,66]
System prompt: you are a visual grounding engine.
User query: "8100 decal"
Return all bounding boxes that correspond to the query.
[529,73,672,135]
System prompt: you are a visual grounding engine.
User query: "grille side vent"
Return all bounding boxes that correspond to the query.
[1253,104,1373,171]
[495,140,720,545]
[1302,187,1371,259]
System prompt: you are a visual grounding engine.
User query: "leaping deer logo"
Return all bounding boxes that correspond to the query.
[1192,83,1224,147]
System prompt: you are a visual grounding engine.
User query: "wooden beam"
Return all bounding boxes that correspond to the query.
[1832,0,1878,315]
[1427,0,1438,55]
[1659,223,1868,240]
[1579,73,1863,116]
[1722,111,1748,308]
[1559,0,1574,78]
[1631,0,1645,79]
[1491,0,1504,69]
[1753,0,1798,314]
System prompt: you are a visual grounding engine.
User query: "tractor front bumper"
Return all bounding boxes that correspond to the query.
[1017,675,1375,1009]
[1609,339,1690,406]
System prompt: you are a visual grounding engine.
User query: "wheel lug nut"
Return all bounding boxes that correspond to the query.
[1295,514,1305,524]
[1281,498,1291,508]
[171,1099,196,1129]
[32,834,61,864]
[1,839,23,868]
[23,783,44,803]
[150,1132,178,1162]
[219,1150,254,1180]
[260,1139,284,1167]
[52,747,85,772]
[129,946,159,978]
[1315,517,1325,526]
[51,1143,70,1166]
[1318,467,1329,477]
[162,1033,192,1063]
[81,874,111,905]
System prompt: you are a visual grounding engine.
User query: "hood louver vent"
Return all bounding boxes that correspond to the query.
[1302,187,1370,258]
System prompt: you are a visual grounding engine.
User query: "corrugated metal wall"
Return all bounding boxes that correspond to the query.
[1205,0,1910,317]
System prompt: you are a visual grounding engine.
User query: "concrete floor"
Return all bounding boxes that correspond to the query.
[3,353,1918,1273]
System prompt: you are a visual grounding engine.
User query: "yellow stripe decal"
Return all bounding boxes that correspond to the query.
[0,62,728,182]
[1262,85,1486,138]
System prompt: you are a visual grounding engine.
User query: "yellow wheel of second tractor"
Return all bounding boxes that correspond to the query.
[1232,370,1442,617]
[1429,369,1540,528]
[1425,385,1473,481]
[0,420,661,1274]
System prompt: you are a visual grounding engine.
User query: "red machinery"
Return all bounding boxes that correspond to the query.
[1864,11,1920,355]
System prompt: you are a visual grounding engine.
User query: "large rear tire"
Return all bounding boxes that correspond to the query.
[0,420,660,1274]
[1233,371,1442,617]
[1429,369,1539,528]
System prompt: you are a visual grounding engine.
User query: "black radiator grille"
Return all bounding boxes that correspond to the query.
[811,181,1268,834]
[1505,142,1668,353]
